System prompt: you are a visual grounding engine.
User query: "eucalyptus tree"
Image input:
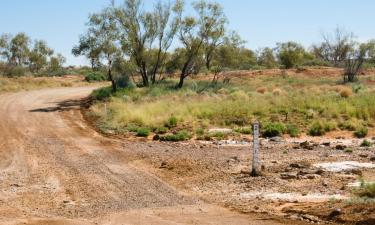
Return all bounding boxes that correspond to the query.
[29,40,54,73]
[201,2,227,71]
[72,35,102,70]
[74,6,120,92]
[0,33,11,63]
[176,0,228,88]
[10,33,30,66]
[114,0,183,86]
[49,53,66,73]
[313,27,355,67]
[344,41,375,83]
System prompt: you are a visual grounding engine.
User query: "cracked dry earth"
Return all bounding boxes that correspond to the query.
[0,86,290,225]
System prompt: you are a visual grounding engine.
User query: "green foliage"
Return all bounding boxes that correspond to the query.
[360,139,372,147]
[234,127,252,135]
[354,126,368,138]
[308,121,326,136]
[91,87,112,100]
[262,122,286,137]
[286,124,300,137]
[165,116,178,128]
[3,65,26,77]
[344,148,353,153]
[155,127,168,134]
[277,42,314,69]
[85,72,106,82]
[136,127,150,137]
[353,181,375,199]
[160,130,191,142]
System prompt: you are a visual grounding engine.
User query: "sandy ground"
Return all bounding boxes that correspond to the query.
[0,86,293,225]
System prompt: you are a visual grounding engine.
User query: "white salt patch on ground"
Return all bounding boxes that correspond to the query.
[314,161,375,172]
[240,192,347,203]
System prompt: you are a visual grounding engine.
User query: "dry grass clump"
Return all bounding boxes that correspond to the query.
[339,87,353,98]
[272,88,282,96]
[256,87,267,94]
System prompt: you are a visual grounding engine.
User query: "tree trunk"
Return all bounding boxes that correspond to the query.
[108,59,117,92]
[177,74,185,89]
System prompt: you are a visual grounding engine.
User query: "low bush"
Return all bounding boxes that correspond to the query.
[165,116,178,128]
[234,127,252,135]
[136,127,150,137]
[155,127,168,134]
[85,72,106,82]
[287,124,300,137]
[91,87,112,100]
[339,87,353,98]
[160,130,191,142]
[262,122,286,137]
[309,121,326,136]
[360,139,372,147]
[354,127,368,138]
[4,66,26,77]
[353,182,375,198]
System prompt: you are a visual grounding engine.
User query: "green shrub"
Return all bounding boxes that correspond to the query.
[85,72,106,82]
[262,122,286,137]
[210,132,225,140]
[165,116,178,128]
[155,127,168,134]
[309,121,326,136]
[136,127,150,137]
[323,121,337,132]
[161,130,191,142]
[92,87,112,100]
[354,127,368,138]
[353,182,375,198]
[234,127,252,135]
[339,120,358,131]
[116,75,134,88]
[5,66,26,77]
[195,128,205,136]
[127,125,139,132]
[286,124,299,137]
[360,139,372,147]
[344,148,353,153]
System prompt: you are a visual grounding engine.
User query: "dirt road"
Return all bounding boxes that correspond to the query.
[0,86,287,225]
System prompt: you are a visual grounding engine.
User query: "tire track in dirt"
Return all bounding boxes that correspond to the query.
[0,86,286,225]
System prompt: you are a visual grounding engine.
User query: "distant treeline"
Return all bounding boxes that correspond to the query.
[0,33,66,77]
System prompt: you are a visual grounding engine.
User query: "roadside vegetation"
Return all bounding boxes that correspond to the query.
[87,73,375,140]
[69,0,375,141]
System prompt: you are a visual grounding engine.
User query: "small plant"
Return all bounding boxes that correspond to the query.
[256,87,267,94]
[165,116,178,128]
[85,72,106,82]
[92,87,112,100]
[136,127,150,137]
[155,127,168,134]
[210,132,225,140]
[286,124,299,137]
[161,130,191,142]
[344,148,353,153]
[262,122,286,137]
[308,121,326,136]
[360,139,372,147]
[354,127,368,138]
[195,128,205,136]
[234,127,252,135]
[353,181,375,198]
[339,87,353,98]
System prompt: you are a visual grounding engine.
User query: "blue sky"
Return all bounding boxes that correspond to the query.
[1,0,374,66]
